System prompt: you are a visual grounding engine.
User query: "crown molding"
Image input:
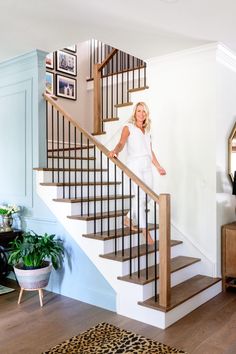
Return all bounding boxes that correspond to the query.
[0,49,48,77]
[146,42,218,65]
[216,43,236,73]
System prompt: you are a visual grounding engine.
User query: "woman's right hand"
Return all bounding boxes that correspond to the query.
[108,150,118,158]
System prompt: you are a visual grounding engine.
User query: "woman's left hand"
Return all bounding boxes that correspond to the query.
[157,166,166,175]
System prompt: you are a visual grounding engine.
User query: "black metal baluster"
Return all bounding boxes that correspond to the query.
[154,202,157,302]
[138,59,141,88]
[62,116,65,198]
[144,62,147,88]
[111,55,114,118]
[121,171,124,256]
[106,65,108,119]
[57,110,60,183]
[100,151,103,234]
[87,138,90,216]
[121,52,124,103]
[80,132,83,216]
[68,121,71,199]
[129,178,132,276]
[145,193,148,280]
[74,127,77,199]
[107,157,110,236]
[46,101,48,168]
[94,146,96,234]
[137,186,140,278]
[116,52,119,105]
[51,106,54,183]
[132,56,135,89]
[114,164,117,255]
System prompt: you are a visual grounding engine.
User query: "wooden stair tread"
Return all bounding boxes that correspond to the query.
[34,167,107,172]
[138,275,221,312]
[47,156,95,160]
[102,118,119,122]
[128,86,149,93]
[68,209,129,221]
[40,181,121,187]
[114,102,133,108]
[117,256,201,285]
[53,194,133,203]
[100,240,182,262]
[83,223,158,240]
[92,131,106,136]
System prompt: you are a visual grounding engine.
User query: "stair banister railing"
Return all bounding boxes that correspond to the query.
[43,92,171,308]
[93,49,118,135]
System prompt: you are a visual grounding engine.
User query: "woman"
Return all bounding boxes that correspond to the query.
[109,102,166,245]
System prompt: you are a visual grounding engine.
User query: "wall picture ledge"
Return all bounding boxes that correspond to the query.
[56,50,77,76]
[56,74,77,100]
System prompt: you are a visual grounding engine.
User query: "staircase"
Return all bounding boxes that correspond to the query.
[34,92,222,329]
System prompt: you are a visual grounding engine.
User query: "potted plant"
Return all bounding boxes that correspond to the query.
[8,231,64,291]
[0,204,20,231]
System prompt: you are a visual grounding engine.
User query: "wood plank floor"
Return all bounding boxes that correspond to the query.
[1,279,236,354]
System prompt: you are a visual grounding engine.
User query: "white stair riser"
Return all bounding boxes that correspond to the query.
[85,215,127,233]
[71,199,132,215]
[48,158,96,169]
[41,171,111,183]
[56,184,120,199]
[48,149,94,158]
[119,243,183,276]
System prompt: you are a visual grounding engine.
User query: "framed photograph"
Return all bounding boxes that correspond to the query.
[56,74,77,100]
[56,50,77,76]
[46,52,54,69]
[46,71,54,94]
[64,45,76,53]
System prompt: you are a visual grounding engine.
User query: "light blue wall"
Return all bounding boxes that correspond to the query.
[0,50,116,311]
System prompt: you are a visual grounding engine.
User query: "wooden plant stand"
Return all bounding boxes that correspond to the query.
[18,287,44,307]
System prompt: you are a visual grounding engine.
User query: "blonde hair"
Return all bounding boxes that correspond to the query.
[129,102,151,132]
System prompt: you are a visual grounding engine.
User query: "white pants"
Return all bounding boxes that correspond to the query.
[126,155,153,228]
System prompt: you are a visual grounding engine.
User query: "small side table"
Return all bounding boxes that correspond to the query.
[0,229,22,279]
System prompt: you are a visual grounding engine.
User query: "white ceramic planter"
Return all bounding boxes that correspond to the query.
[14,261,52,289]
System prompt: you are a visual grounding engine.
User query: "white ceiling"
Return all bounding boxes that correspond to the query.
[1,0,236,63]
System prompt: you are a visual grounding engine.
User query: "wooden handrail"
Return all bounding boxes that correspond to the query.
[44,92,159,204]
[98,48,118,72]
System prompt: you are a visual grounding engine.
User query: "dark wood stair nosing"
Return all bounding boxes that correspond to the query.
[53,194,134,203]
[34,167,108,172]
[138,275,221,312]
[82,223,159,241]
[117,256,201,285]
[100,240,183,262]
[67,209,129,221]
[114,102,133,108]
[40,181,121,187]
[128,86,149,93]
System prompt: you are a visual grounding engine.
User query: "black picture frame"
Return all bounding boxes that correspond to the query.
[46,71,54,95]
[46,52,54,69]
[56,74,77,101]
[56,50,77,76]
[64,45,77,53]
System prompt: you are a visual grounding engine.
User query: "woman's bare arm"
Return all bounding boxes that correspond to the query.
[108,126,130,158]
[151,144,166,175]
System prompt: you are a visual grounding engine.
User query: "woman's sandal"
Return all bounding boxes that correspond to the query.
[124,216,138,231]
[142,229,154,245]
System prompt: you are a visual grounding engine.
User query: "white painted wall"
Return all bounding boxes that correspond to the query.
[146,45,218,270]
[216,45,236,274]
[48,40,93,132]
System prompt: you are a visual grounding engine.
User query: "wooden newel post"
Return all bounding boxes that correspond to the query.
[159,193,171,308]
[93,63,102,134]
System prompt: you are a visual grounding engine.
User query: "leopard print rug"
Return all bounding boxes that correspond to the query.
[43,322,187,354]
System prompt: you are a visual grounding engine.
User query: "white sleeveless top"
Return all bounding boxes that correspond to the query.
[125,123,152,161]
